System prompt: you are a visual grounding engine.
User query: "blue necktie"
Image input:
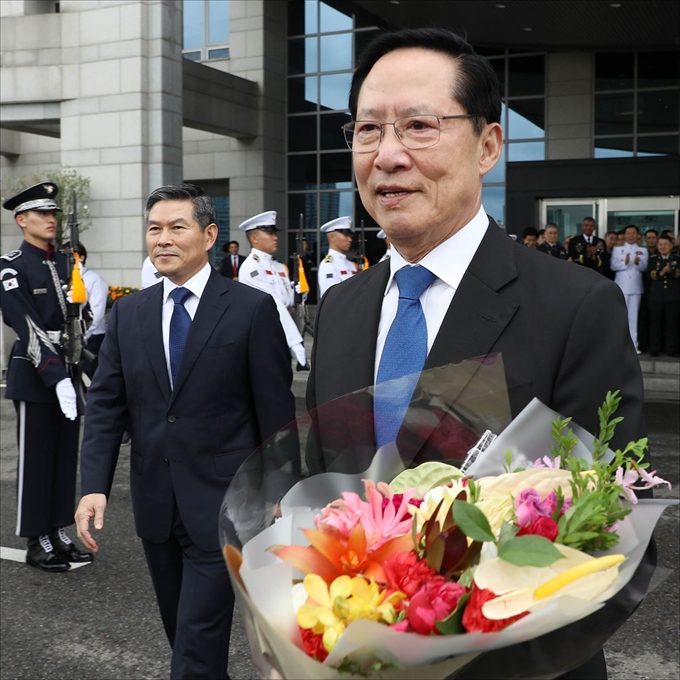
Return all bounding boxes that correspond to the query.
[374,265,436,448]
[169,287,192,386]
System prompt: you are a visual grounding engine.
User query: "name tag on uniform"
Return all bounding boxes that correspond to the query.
[33,288,47,295]
[326,273,333,279]
[250,270,259,278]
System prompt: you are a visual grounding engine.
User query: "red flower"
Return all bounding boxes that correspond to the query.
[383,551,440,599]
[462,585,529,633]
[382,493,422,514]
[299,627,328,661]
[516,516,559,542]
[407,580,468,635]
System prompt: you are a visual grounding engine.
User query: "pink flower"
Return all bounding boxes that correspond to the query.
[514,489,551,526]
[407,580,468,635]
[615,467,642,504]
[315,480,416,550]
[534,455,562,469]
[636,467,672,492]
[543,491,572,516]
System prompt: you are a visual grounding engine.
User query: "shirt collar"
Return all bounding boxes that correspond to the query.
[384,204,489,295]
[329,248,350,262]
[162,261,212,304]
[251,247,272,263]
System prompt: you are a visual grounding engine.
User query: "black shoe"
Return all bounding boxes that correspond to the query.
[26,537,71,572]
[296,362,310,372]
[50,531,94,563]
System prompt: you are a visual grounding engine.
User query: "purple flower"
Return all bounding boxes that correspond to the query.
[514,489,551,526]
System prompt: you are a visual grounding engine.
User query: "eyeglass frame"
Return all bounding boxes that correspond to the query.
[341,113,481,153]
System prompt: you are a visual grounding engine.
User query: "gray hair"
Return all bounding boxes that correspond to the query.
[144,183,216,230]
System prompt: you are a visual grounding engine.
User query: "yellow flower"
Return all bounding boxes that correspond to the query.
[296,574,405,654]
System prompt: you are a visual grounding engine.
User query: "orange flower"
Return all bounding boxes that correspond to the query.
[271,523,413,585]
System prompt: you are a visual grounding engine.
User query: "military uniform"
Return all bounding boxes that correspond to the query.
[1,183,92,571]
[568,234,608,275]
[238,211,308,368]
[648,252,680,356]
[318,216,359,297]
[536,241,568,259]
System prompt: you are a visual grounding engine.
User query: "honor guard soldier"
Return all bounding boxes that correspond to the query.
[377,229,392,262]
[239,211,310,370]
[647,234,680,357]
[1,182,93,571]
[318,216,358,297]
[536,223,568,259]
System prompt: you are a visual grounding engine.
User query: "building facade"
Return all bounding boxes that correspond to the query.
[1,0,678,290]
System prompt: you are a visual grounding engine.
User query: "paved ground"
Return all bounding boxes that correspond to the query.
[1,364,677,680]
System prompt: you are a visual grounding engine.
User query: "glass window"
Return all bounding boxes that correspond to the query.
[320,73,352,111]
[483,144,505,184]
[637,90,679,135]
[288,0,305,36]
[595,52,634,91]
[508,55,544,97]
[288,154,317,190]
[320,111,352,150]
[183,51,201,62]
[638,52,680,89]
[305,0,318,34]
[507,141,545,162]
[288,116,317,152]
[288,37,317,75]
[637,135,679,156]
[595,92,635,136]
[482,186,505,226]
[354,194,379,230]
[208,47,229,59]
[183,0,204,50]
[208,0,229,44]
[507,99,544,140]
[320,33,352,72]
[320,153,352,188]
[594,138,634,158]
[319,1,351,33]
[288,193,318,231]
[288,77,317,113]
[318,191,352,225]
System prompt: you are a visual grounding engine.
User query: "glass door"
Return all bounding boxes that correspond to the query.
[542,200,598,242]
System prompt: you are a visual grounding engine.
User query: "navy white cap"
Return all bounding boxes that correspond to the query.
[2,182,61,216]
[238,210,278,232]
[320,216,353,233]
[377,229,386,239]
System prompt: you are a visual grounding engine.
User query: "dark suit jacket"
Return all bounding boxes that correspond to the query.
[308,218,646,455]
[80,268,295,552]
[220,253,246,279]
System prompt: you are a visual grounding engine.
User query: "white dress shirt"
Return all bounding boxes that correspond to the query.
[161,262,212,386]
[81,265,109,340]
[374,205,489,381]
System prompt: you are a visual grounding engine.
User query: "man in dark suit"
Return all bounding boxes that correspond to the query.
[219,240,246,280]
[75,184,295,679]
[308,28,650,680]
[569,217,608,276]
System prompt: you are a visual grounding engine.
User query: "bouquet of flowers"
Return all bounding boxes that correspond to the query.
[220,359,676,679]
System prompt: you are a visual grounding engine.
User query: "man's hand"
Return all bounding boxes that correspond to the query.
[55,378,78,420]
[75,493,108,552]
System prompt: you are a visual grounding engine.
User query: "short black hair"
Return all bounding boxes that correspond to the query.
[349,27,501,136]
[144,183,216,230]
[644,229,658,237]
[72,242,87,262]
[624,224,640,234]
[523,227,539,238]
[657,234,673,245]
[222,240,239,253]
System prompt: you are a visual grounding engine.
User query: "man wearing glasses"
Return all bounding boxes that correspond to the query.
[307,27,650,680]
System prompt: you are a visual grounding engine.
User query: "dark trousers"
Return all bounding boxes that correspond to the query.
[141,504,235,680]
[13,401,80,537]
[649,300,680,354]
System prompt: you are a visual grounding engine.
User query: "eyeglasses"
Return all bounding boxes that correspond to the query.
[342,114,480,153]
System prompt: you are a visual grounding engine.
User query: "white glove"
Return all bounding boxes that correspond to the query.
[56,378,78,420]
[294,283,302,294]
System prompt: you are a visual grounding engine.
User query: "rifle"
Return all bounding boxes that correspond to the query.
[292,214,314,339]
[60,191,95,411]
[357,219,369,271]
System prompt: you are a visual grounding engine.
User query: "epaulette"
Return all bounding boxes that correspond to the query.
[324,255,333,263]
[253,253,260,262]
[0,250,22,261]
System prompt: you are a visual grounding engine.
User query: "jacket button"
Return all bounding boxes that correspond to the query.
[163,458,170,466]
[167,414,176,423]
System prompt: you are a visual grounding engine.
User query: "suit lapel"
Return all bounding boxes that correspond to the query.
[139,283,172,401]
[169,269,230,407]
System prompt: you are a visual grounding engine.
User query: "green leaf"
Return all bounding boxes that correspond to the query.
[453,500,496,543]
[498,535,565,567]
[435,591,472,635]
[391,462,464,496]
[498,521,519,547]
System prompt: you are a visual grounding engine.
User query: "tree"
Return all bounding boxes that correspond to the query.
[2,168,91,244]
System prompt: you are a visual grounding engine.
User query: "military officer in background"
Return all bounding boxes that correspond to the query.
[239,211,310,371]
[318,216,358,297]
[377,229,391,262]
[536,223,568,259]
[568,217,608,275]
[647,234,680,357]
[0,182,93,572]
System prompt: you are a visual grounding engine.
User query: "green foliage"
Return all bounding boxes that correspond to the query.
[337,657,402,677]
[550,416,578,460]
[453,500,495,543]
[435,591,472,635]
[3,168,91,242]
[497,535,564,567]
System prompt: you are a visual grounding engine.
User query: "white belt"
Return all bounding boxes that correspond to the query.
[46,330,62,343]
